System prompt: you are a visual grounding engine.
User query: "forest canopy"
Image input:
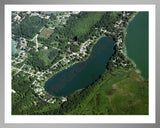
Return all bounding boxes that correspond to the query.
[12,16,48,39]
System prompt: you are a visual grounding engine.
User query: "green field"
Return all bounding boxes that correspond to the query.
[66,70,148,115]
[39,28,54,39]
[72,12,105,36]
[26,48,59,71]
[38,48,58,66]
[58,12,106,43]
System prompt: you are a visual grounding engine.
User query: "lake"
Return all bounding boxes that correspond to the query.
[44,37,115,96]
[125,12,149,79]
[12,39,17,55]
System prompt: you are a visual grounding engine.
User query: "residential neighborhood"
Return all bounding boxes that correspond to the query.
[11,11,135,104]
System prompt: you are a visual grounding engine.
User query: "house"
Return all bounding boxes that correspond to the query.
[44,46,48,50]
[45,16,50,19]
[123,11,126,17]
[88,41,91,45]
[52,99,56,103]
[11,89,16,93]
[62,97,67,103]
[36,83,40,87]
[27,11,31,14]
[14,15,21,21]
[35,88,42,92]
[72,11,80,14]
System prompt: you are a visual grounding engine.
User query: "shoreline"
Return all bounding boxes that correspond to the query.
[43,13,140,97]
[43,35,108,97]
[44,35,106,83]
[34,12,147,99]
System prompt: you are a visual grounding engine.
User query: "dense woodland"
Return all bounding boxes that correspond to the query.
[12,15,48,40]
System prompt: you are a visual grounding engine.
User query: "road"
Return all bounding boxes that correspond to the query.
[30,34,39,52]
[12,64,25,74]
[12,65,41,77]
[35,34,39,52]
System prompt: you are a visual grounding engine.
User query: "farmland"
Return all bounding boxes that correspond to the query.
[39,28,54,39]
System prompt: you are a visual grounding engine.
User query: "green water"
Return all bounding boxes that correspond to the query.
[44,37,115,96]
[125,12,149,79]
[12,39,17,55]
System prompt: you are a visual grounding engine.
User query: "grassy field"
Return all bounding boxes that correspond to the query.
[67,70,148,115]
[38,48,58,66]
[39,28,54,39]
[70,12,105,37]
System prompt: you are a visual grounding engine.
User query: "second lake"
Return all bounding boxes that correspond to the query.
[125,12,149,79]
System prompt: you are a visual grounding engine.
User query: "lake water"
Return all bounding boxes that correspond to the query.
[12,39,17,55]
[44,37,115,96]
[125,12,149,79]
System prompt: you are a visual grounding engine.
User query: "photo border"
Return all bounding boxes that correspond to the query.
[0,0,159,127]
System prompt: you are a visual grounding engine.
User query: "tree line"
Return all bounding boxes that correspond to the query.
[12,15,48,39]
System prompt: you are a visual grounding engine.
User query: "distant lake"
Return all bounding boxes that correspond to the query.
[44,37,115,96]
[125,12,149,79]
[12,39,17,55]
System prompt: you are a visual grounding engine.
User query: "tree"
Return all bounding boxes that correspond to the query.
[12,16,48,39]
[50,13,57,20]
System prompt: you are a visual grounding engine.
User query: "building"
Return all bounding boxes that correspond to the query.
[35,88,42,92]
[44,46,48,50]
[14,15,21,21]
[62,97,67,103]
[45,16,50,19]
[72,11,80,14]
[11,89,16,93]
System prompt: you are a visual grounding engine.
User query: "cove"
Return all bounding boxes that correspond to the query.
[125,12,149,79]
[44,37,115,96]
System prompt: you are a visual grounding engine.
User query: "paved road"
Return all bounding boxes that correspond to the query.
[35,34,39,52]
[12,64,25,74]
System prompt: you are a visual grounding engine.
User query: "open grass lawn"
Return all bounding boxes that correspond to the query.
[39,28,54,39]
[68,70,148,115]
[38,48,58,66]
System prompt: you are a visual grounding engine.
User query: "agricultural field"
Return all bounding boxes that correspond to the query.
[39,28,54,39]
